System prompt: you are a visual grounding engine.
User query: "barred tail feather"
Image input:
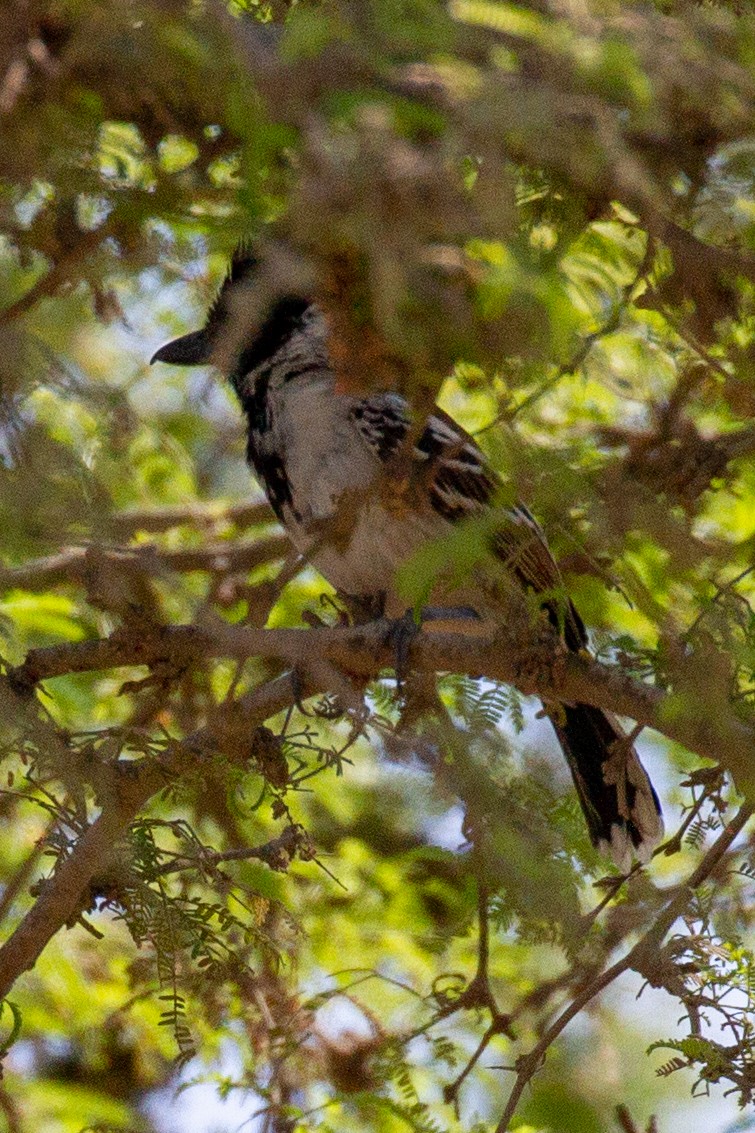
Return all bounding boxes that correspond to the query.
[549,702,663,870]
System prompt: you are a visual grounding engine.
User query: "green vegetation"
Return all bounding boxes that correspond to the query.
[2,1,755,1131]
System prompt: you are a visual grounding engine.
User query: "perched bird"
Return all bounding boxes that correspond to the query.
[152,248,663,868]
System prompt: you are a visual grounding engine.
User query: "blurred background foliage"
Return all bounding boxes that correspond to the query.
[2,0,755,1131]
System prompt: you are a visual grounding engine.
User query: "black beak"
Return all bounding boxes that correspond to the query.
[151,329,213,366]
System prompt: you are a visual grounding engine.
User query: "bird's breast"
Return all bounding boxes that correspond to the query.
[286,498,452,606]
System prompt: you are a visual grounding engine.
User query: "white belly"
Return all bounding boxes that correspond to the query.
[284,499,449,606]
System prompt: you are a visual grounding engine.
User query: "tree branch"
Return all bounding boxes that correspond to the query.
[152,823,312,877]
[495,802,753,1132]
[0,671,305,1002]
[0,534,289,591]
[107,497,273,539]
[10,619,755,793]
[4,609,754,1006]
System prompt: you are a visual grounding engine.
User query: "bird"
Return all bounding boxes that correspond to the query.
[152,246,663,869]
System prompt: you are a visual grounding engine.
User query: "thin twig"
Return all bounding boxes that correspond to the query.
[0,817,56,928]
[152,825,307,876]
[0,534,289,592]
[494,804,753,1131]
[108,497,273,538]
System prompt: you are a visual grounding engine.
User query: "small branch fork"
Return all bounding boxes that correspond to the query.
[392,770,745,1124]
[440,879,514,1114]
[151,823,314,877]
[615,1105,658,1133]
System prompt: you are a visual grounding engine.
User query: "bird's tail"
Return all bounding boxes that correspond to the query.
[548,701,663,870]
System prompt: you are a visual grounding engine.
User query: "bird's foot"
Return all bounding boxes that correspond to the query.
[384,605,482,691]
[383,609,422,692]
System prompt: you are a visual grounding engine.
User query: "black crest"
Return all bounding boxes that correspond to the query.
[203,241,260,332]
[151,242,311,373]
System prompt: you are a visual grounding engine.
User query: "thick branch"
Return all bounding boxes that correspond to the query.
[11,620,755,793]
[648,215,755,288]
[0,777,151,1004]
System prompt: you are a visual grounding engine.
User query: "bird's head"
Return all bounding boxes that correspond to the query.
[151,245,313,378]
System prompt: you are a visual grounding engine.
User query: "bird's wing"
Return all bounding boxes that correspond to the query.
[350,395,586,649]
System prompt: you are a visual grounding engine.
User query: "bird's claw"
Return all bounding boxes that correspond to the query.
[383,609,422,693]
[383,605,483,692]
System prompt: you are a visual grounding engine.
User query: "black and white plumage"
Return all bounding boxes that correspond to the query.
[152,250,663,869]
